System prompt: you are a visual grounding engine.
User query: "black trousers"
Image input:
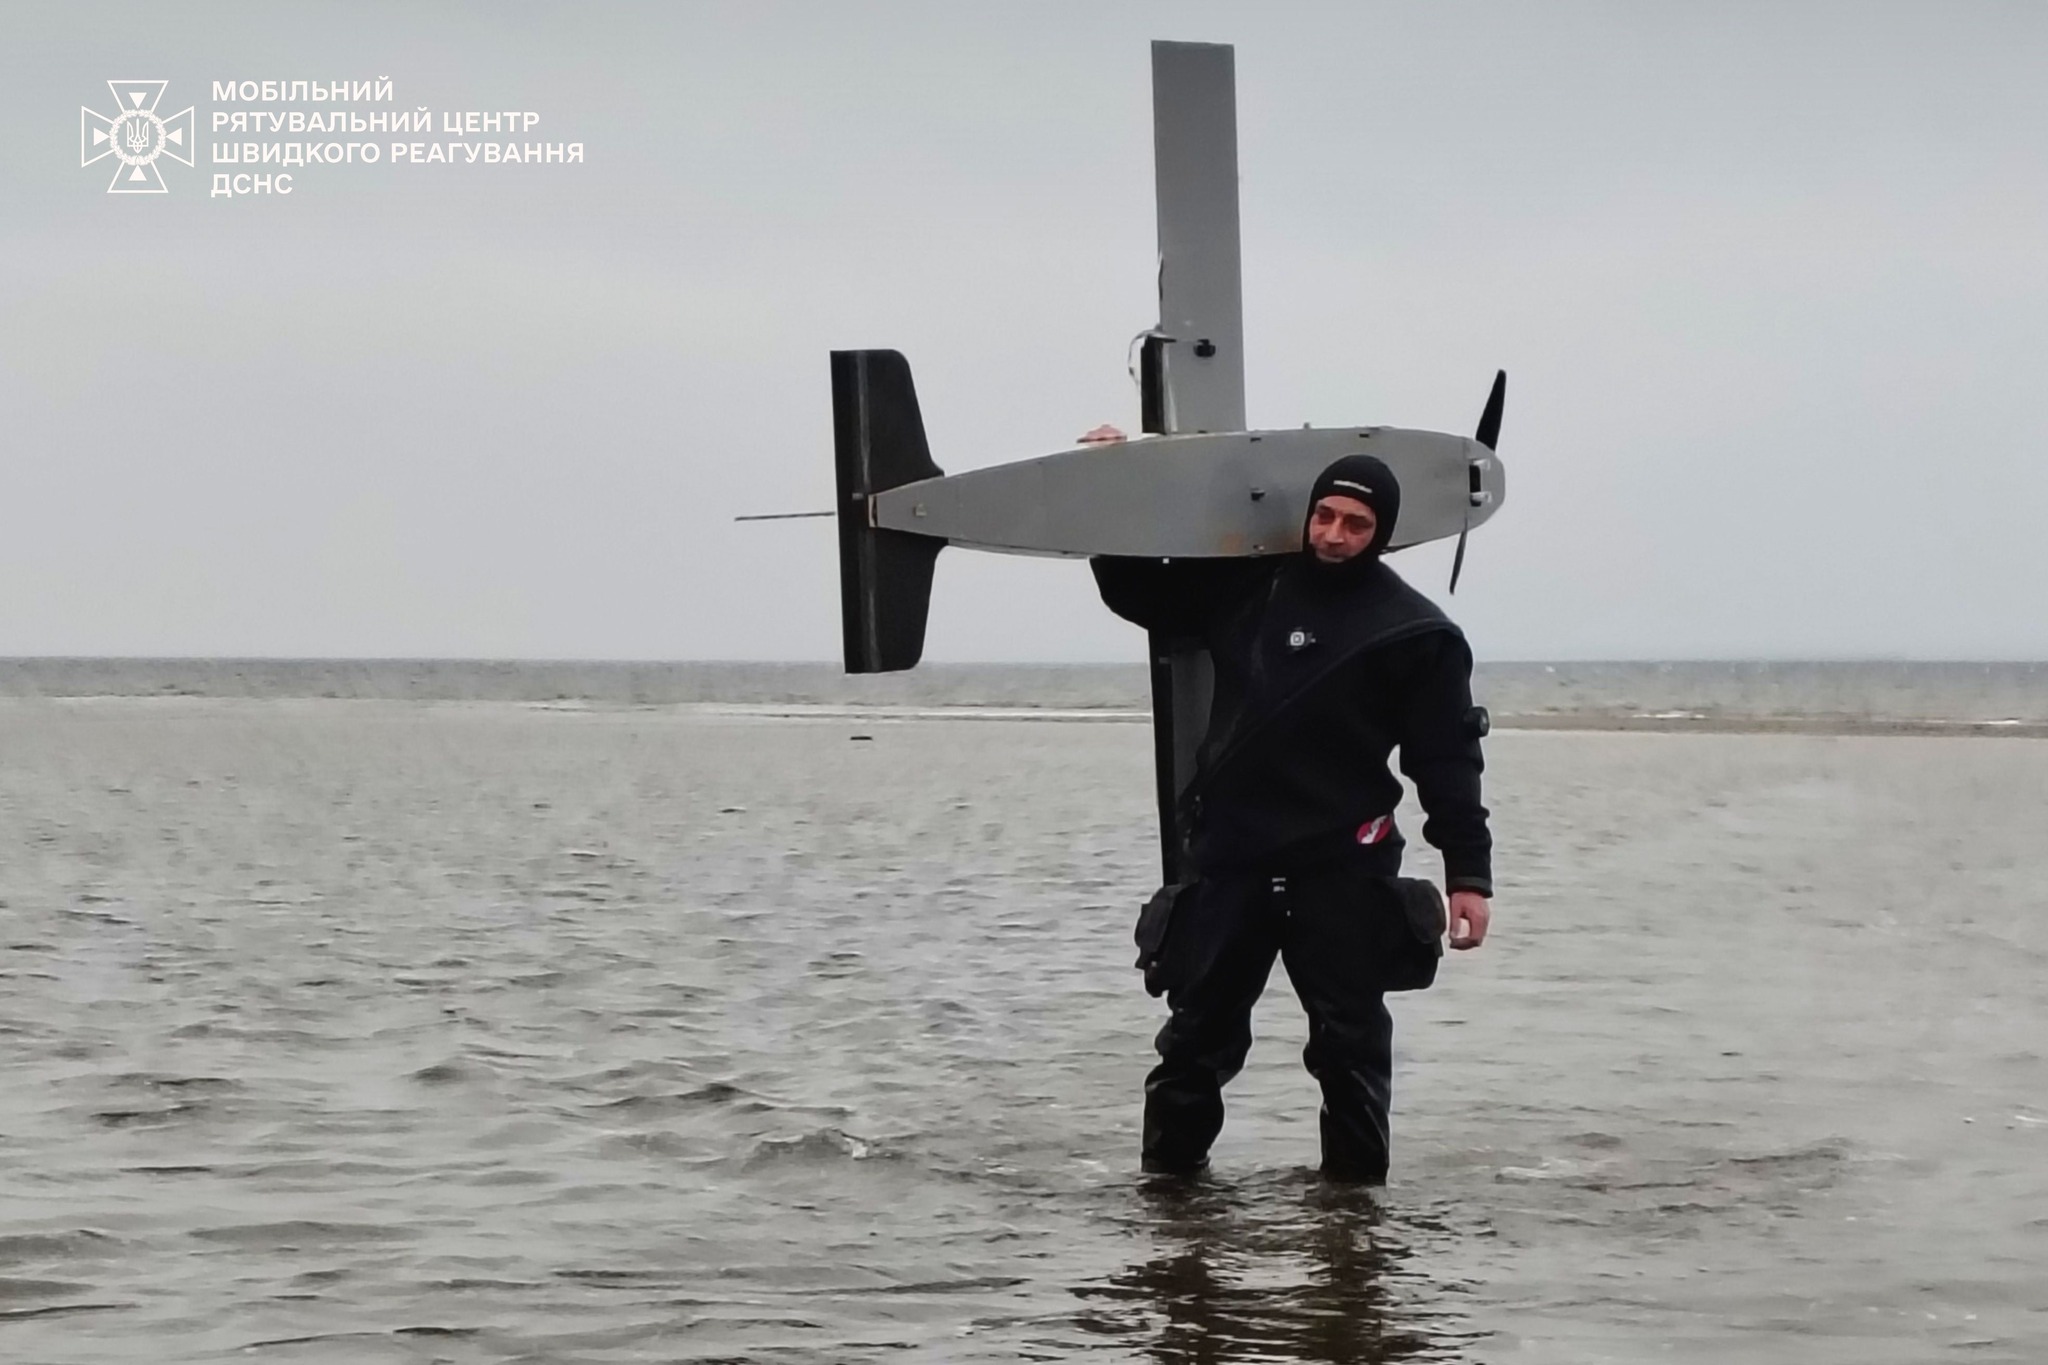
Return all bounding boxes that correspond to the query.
[1143,857,1397,1181]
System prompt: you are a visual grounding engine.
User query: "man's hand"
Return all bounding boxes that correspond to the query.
[1447,890,1490,950]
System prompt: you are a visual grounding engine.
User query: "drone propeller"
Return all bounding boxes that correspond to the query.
[1449,369,1506,595]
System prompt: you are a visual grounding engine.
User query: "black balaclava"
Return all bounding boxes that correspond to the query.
[1301,453,1401,585]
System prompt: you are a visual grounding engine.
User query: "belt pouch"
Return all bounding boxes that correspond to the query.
[1377,876,1447,992]
[1134,881,1192,998]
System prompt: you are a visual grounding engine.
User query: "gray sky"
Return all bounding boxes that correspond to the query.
[5,2,2045,660]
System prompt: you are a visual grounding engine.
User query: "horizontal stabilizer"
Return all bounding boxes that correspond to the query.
[831,349,946,673]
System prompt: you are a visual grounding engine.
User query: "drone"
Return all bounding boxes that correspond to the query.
[750,41,1508,877]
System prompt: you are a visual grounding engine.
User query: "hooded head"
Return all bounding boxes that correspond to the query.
[1301,454,1400,580]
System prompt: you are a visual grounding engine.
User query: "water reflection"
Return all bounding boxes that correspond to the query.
[1074,1174,1471,1363]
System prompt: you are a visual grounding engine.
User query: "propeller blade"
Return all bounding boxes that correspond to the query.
[1451,370,1503,594]
[1474,369,1506,450]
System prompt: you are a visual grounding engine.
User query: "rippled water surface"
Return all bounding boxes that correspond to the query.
[2,700,2044,1362]
[5,658,2048,726]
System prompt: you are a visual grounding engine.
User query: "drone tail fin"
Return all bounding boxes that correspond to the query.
[832,349,946,673]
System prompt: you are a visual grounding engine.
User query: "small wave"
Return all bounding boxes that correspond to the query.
[122,1165,216,1176]
[89,1103,211,1128]
[242,1331,383,1349]
[841,1274,1029,1296]
[0,1301,133,1322]
[0,1277,90,1302]
[231,1158,416,1181]
[410,1058,495,1086]
[600,1130,701,1158]
[746,1127,890,1167]
[1495,1161,1585,1183]
[1721,1137,1850,1174]
[191,1221,414,1249]
[561,1059,703,1090]
[1565,1131,1626,1150]
[556,1267,681,1285]
[107,1072,240,1093]
[58,908,136,926]
[587,1083,749,1117]
[243,1324,479,1351]
[0,1231,120,1265]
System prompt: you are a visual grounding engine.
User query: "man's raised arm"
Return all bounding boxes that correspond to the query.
[1090,557,1256,639]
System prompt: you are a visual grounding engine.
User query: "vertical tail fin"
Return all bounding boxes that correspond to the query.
[831,349,946,673]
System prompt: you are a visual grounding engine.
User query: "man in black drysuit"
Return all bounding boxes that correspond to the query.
[1092,454,1493,1183]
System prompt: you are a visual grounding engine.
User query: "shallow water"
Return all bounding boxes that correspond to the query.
[1,701,2043,1362]
[5,658,2048,728]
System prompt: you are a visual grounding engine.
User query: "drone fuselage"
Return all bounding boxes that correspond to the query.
[870,426,1502,560]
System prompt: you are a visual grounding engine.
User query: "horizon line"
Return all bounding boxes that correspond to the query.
[2,655,2046,668]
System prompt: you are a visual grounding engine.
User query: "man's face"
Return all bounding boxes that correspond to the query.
[1307,494,1378,563]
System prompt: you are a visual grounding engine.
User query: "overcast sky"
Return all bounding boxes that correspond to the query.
[4,2,2045,661]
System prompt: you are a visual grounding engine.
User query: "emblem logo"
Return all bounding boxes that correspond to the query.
[81,81,195,194]
[1356,814,1393,845]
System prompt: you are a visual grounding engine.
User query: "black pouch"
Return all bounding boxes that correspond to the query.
[1134,881,1192,998]
[1374,876,1447,993]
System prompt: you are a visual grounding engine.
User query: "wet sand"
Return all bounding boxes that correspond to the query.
[1,700,2043,1362]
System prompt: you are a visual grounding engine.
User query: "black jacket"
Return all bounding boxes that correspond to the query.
[1093,554,1493,894]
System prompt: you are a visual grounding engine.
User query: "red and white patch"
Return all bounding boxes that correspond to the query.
[1356,814,1393,845]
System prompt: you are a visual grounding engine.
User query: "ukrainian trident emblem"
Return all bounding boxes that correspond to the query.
[81,81,195,194]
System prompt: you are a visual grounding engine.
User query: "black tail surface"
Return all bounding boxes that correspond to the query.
[831,350,945,673]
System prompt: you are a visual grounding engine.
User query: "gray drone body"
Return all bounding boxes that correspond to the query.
[822,40,1509,879]
[872,426,1502,559]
